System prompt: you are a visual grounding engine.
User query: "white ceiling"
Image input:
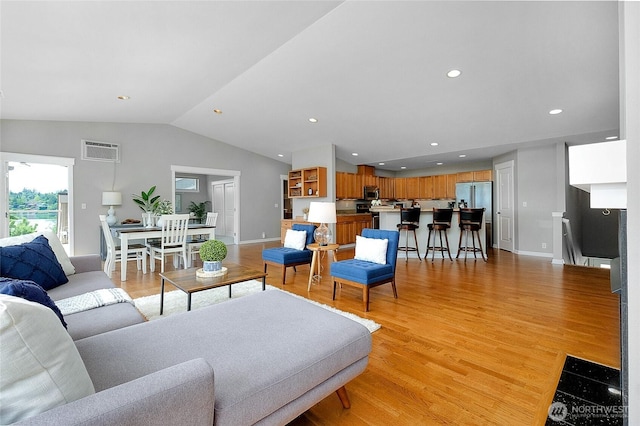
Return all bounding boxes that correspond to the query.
[0,1,620,171]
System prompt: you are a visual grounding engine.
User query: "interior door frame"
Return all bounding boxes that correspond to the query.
[171,165,240,245]
[494,160,515,252]
[0,152,75,252]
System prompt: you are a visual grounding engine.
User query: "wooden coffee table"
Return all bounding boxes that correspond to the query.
[159,263,267,314]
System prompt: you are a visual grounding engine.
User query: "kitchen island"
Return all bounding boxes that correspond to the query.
[370,206,488,259]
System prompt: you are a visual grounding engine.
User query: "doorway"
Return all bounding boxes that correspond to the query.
[0,152,75,253]
[171,165,240,245]
[211,179,235,245]
[495,160,515,252]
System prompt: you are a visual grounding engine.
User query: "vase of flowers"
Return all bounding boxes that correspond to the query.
[154,199,173,227]
[132,186,160,228]
[199,239,227,272]
[303,207,309,221]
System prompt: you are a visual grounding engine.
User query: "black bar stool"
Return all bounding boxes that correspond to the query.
[425,208,454,261]
[396,207,422,261]
[456,208,487,262]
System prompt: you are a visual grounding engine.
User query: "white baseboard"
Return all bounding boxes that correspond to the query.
[514,250,554,258]
[239,237,281,245]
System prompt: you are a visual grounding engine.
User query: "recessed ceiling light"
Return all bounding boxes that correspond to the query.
[117,95,130,100]
[378,162,385,166]
[436,162,444,166]
[549,109,563,115]
[308,118,318,123]
[400,166,406,170]
[447,69,461,78]
[277,154,284,158]
[213,109,222,114]
[605,136,618,140]
[351,152,358,156]
[459,154,466,158]
[430,142,439,146]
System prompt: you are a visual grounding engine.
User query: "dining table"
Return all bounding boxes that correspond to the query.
[116,224,215,281]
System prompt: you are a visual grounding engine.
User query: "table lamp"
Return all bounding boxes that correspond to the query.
[102,191,122,226]
[307,202,336,246]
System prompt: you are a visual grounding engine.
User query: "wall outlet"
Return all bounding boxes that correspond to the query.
[522,201,528,207]
[542,242,547,249]
[81,203,87,209]
[262,232,266,239]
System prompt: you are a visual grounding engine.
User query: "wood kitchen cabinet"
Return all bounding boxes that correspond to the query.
[433,175,448,199]
[446,173,457,198]
[394,178,407,199]
[456,169,492,183]
[335,214,372,245]
[405,177,420,199]
[419,176,433,199]
[378,177,394,199]
[289,167,327,198]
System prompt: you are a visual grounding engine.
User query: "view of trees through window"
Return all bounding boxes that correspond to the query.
[9,189,66,236]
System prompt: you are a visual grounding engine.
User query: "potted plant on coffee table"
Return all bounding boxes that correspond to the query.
[199,239,227,272]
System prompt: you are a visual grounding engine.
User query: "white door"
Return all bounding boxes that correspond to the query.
[495,160,515,252]
[212,180,235,240]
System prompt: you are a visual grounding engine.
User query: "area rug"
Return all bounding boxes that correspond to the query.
[133,280,381,333]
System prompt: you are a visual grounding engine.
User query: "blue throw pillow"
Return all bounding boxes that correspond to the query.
[0,277,67,328]
[0,235,69,290]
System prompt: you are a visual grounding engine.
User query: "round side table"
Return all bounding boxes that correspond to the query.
[307,243,339,291]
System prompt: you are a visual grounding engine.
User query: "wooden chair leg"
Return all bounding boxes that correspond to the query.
[332,280,337,300]
[413,230,422,261]
[391,279,398,299]
[444,231,453,261]
[363,286,369,312]
[335,386,351,409]
[281,265,287,285]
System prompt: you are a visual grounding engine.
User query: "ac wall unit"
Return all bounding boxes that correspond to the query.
[81,140,120,162]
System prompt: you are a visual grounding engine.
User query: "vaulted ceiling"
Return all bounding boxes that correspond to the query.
[0,1,620,171]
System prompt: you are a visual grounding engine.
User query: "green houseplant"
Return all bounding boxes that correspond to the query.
[132,186,161,228]
[188,201,210,223]
[199,239,227,272]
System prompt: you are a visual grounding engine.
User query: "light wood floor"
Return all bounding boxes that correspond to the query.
[111,242,620,425]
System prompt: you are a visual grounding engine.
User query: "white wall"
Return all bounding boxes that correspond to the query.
[0,119,290,253]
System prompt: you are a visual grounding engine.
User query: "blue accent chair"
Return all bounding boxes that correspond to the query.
[262,224,317,285]
[330,228,400,311]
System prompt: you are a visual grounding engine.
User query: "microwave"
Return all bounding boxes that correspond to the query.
[363,186,379,200]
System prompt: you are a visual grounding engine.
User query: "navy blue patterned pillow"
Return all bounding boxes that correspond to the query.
[0,235,69,290]
[0,277,67,328]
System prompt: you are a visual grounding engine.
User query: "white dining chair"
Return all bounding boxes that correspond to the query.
[99,215,147,277]
[147,214,190,273]
[186,212,218,267]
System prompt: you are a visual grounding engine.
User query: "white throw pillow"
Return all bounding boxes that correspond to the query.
[354,235,388,265]
[0,231,75,275]
[0,295,95,424]
[283,229,307,251]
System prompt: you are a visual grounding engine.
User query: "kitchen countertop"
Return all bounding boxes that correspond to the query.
[370,206,461,212]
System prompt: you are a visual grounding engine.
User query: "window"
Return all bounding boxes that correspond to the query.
[175,177,199,192]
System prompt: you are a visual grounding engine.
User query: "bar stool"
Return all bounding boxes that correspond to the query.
[396,207,422,261]
[425,208,454,261]
[456,208,487,262]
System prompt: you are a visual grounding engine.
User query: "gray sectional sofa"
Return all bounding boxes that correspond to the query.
[8,254,372,425]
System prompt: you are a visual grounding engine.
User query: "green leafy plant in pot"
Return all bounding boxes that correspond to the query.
[199,239,227,272]
[132,186,161,228]
[188,201,210,224]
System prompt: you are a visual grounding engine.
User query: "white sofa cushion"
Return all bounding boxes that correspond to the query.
[283,229,307,251]
[0,231,75,275]
[0,295,95,424]
[354,235,388,265]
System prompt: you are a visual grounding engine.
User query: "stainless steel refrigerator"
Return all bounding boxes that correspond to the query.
[455,182,493,223]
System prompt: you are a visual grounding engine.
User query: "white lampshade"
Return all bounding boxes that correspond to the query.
[101,191,122,206]
[307,202,337,224]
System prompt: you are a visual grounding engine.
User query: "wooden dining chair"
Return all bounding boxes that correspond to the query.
[147,214,190,273]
